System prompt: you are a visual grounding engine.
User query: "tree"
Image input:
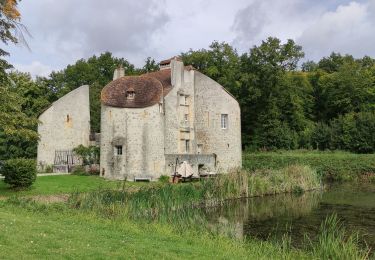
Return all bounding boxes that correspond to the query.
[41,52,138,133]
[239,37,306,149]
[0,0,27,80]
[181,41,241,96]
[0,72,51,160]
[142,57,159,73]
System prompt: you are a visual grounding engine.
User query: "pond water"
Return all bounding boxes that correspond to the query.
[205,182,375,249]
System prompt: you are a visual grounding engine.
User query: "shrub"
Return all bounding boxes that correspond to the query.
[158,175,170,183]
[45,165,53,173]
[88,166,100,176]
[1,159,37,188]
[71,166,88,176]
[73,145,100,165]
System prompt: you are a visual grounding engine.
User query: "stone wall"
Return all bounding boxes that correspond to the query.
[37,85,90,169]
[164,154,216,175]
[164,60,196,154]
[193,71,242,172]
[100,60,241,180]
[100,103,165,180]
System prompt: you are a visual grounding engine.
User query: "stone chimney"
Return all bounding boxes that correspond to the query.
[113,65,125,80]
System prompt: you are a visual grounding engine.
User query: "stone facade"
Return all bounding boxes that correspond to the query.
[100,60,241,180]
[37,59,242,179]
[37,85,91,170]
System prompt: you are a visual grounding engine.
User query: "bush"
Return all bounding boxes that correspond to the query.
[71,166,88,176]
[45,165,53,173]
[159,175,170,183]
[1,159,37,188]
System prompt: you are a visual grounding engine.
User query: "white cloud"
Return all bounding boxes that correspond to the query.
[13,61,53,78]
[14,0,170,67]
[298,1,375,60]
[232,0,324,51]
[232,0,375,60]
[6,0,375,76]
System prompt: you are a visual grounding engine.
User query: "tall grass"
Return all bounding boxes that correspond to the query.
[4,165,369,259]
[69,165,320,222]
[308,214,369,259]
[244,151,375,181]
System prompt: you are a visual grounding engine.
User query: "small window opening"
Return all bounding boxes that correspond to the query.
[180,94,188,106]
[197,144,203,154]
[115,145,123,155]
[126,88,135,100]
[184,114,189,122]
[66,114,70,123]
[221,114,228,129]
[185,140,190,153]
[159,103,164,113]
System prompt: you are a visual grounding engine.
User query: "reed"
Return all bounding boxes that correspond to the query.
[308,214,369,259]
[69,165,321,224]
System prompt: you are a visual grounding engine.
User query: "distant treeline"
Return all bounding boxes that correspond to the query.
[2,37,375,160]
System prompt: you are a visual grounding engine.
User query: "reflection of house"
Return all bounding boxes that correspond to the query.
[37,57,242,180]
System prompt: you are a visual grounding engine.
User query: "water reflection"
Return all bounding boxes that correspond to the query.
[204,182,375,249]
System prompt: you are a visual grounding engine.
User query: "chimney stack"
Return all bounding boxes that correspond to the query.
[113,64,125,80]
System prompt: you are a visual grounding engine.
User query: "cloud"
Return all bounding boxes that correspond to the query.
[8,0,375,77]
[13,61,53,78]
[298,1,375,60]
[232,0,375,61]
[19,0,169,66]
[232,0,324,51]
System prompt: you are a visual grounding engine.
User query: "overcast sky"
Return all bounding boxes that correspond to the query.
[2,0,374,77]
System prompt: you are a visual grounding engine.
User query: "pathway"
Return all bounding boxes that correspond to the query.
[0,172,71,179]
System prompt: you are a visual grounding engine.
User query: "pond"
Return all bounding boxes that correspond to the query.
[205,182,375,249]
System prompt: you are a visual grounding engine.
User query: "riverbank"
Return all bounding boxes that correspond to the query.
[243,150,375,181]
[0,165,368,259]
[69,165,321,221]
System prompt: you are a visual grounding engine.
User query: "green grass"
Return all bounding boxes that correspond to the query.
[243,150,375,181]
[0,164,367,259]
[0,200,307,260]
[0,175,129,197]
[0,192,367,259]
[69,166,320,220]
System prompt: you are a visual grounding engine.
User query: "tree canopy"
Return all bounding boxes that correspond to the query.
[3,33,375,158]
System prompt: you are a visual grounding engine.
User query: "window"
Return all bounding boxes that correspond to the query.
[159,103,163,114]
[184,114,189,122]
[185,140,190,153]
[180,94,188,106]
[221,114,228,129]
[66,114,70,123]
[126,88,135,100]
[115,145,123,155]
[197,144,203,154]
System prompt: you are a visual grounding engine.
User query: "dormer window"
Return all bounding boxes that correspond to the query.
[126,88,135,100]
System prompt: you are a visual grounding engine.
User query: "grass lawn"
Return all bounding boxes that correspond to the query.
[0,175,133,197]
[0,201,306,259]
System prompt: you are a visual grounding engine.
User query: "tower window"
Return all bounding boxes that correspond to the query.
[126,88,135,100]
[197,144,203,154]
[66,114,70,123]
[180,94,188,105]
[115,145,123,155]
[185,140,190,153]
[221,114,228,129]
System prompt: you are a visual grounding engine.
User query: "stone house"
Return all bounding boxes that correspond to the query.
[37,85,91,172]
[37,58,242,180]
